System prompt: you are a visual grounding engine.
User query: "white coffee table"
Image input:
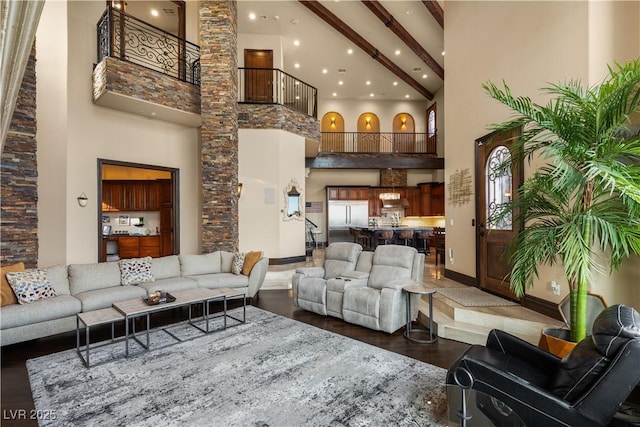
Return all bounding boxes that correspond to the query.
[76,307,125,367]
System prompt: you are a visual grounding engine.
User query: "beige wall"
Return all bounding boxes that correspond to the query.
[445,1,639,309]
[36,1,201,266]
[239,129,306,259]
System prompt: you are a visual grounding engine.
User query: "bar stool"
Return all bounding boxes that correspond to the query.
[415,230,431,254]
[376,230,394,247]
[396,229,414,246]
[354,229,370,250]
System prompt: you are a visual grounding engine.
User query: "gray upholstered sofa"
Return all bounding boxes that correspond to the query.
[292,243,424,333]
[0,251,268,346]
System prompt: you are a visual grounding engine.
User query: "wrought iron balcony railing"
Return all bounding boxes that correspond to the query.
[320,132,437,154]
[97,7,200,86]
[238,67,318,118]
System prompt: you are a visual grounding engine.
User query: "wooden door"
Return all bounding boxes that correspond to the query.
[244,49,273,102]
[475,129,523,300]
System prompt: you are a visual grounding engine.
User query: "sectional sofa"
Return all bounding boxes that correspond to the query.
[292,243,425,333]
[0,251,268,346]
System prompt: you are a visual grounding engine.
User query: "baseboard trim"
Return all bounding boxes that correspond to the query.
[269,255,306,265]
[444,269,477,287]
[523,294,564,322]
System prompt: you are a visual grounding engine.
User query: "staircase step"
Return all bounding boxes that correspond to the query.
[438,321,492,346]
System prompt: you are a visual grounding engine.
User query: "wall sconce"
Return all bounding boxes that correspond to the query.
[330,117,336,129]
[400,117,407,130]
[77,192,88,207]
[365,116,371,130]
[237,183,244,198]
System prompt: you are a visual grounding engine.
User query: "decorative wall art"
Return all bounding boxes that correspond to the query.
[448,168,473,205]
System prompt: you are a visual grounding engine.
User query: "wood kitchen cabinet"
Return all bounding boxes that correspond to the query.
[101,181,161,211]
[118,237,141,258]
[327,186,369,200]
[139,236,161,258]
[404,187,422,216]
[419,182,445,216]
[112,236,161,260]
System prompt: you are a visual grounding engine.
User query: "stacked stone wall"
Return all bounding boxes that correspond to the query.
[199,1,239,253]
[92,57,201,114]
[1,46,38,268]
[238,104,320,140]
[380,169,408,187]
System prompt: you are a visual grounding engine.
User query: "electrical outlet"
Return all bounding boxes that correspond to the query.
[550,281,560,295]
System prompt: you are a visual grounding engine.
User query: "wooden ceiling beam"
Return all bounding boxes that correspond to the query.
[361,1,443,80]
[306,155,444,170]
[298,0,434,100]
[422,0,444,29]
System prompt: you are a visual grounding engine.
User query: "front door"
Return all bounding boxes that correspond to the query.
[475,129,523,300]
[244,49,273,102]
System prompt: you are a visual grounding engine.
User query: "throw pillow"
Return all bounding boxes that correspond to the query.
[119,257,155,285]
[231,252,245,275]
[242,251,263,275]
[5,269,57,304]
[1,262,24,306]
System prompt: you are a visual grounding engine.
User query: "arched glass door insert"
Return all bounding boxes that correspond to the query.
[486,146,512,230]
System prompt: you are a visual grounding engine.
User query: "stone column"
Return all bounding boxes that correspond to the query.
[380,169,407,187]
[1,46,38,267]
[199,1,239,253]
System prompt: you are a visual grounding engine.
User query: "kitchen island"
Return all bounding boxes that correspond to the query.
[351,226,437,252]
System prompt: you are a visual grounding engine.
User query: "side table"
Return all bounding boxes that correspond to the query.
[402,285,437,343]
[76,307,125,368]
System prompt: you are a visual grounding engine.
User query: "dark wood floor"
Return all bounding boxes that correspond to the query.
[0,289,470,427]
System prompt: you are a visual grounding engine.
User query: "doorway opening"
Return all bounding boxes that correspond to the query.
[97,159,180,262]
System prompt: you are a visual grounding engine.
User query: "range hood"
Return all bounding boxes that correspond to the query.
[381,198,410,208]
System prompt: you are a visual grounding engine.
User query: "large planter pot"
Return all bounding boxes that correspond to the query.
[538,327,576,358]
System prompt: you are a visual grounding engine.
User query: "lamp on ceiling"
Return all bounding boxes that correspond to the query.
[77,192,89,207]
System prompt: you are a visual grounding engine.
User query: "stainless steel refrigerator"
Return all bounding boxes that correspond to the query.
[327,200,369,243]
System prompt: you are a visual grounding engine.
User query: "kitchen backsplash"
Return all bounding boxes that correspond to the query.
[102,211,160,235]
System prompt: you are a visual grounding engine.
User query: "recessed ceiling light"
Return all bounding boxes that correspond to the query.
[151,9,159,17]
[293,40,300,46]
[291,18,299,25]
[366,81,371,85]
[294,63,300,68]
[295,96,300,99]
[422,74,428,79]
[338,81,344,85]
[405,94,410,98]
[249,12,256,20]
[369,93,375,97]
[393,81,398,86]
[395,49,401,56]
[273,15,280,21]
[332,92,337,97]
[442,51,446,56]
[322,68,328,74]
[406,9,413,15]
[347,49,353,55]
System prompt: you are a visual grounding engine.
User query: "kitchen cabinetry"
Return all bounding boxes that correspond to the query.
[102,181,161,212]
[107,235,161,260]
[327,186,369,200]
[404,187,422,216]
[419,183,445,216]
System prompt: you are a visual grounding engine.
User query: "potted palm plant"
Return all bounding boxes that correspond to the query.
[483,59,640,343]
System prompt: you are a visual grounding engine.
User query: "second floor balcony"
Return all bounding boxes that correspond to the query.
[320,132,437,155]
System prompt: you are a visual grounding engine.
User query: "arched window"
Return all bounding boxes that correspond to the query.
[426,103,437,153]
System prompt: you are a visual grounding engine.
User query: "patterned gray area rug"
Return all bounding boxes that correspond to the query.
[437,287,518,307]
[27,306,449,426]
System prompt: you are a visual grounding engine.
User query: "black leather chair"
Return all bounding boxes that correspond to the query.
[446,304,640,426]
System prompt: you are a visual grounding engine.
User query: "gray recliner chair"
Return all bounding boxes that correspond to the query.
[292,242,363,316]
[342,245,424,333]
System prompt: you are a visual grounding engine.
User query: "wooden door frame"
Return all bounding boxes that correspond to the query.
[474,129,524,297]
[97,159,180,262]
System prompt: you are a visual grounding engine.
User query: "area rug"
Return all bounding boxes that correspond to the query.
[27,306,449,426]
[436,287,518,307]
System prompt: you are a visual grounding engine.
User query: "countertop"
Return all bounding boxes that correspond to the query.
[104,234,161,238]
[354,226,436,231]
